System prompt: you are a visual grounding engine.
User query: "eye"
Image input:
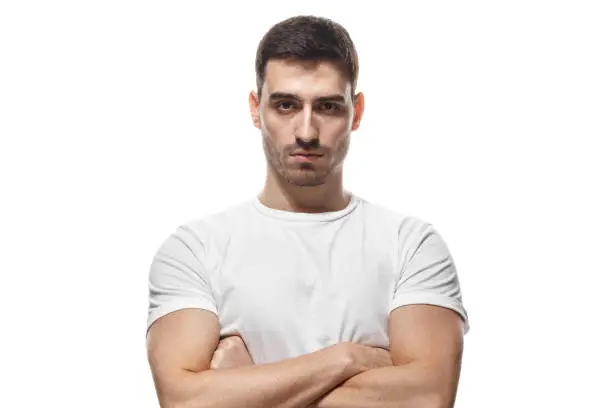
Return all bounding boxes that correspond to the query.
[319,102,342,112]
[275,101,296,113]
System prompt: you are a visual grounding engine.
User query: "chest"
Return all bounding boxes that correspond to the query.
[211,228,398,350]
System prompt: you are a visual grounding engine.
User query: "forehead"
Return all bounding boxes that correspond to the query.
[262,59,351,100]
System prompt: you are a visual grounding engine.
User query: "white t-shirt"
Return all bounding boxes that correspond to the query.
[146,193,469,364]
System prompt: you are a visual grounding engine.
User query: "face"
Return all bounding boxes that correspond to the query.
[249,59,364,187]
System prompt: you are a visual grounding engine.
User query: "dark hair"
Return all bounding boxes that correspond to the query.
[255,15,359,97]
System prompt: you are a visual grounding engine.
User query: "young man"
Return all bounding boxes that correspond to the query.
[146,15,470,408]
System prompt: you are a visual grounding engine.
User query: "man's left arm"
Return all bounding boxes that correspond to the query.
[312,303,465,408]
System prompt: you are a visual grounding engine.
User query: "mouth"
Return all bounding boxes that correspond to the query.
[289,153,323,162]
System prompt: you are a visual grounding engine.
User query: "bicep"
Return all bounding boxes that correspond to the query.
[147,308,220,401]
[389,304,464,369]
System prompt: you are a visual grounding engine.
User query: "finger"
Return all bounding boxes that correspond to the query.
[210,352,221,369]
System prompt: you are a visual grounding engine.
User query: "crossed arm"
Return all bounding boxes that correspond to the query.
[313,304,464,408]
[146,304,465,408]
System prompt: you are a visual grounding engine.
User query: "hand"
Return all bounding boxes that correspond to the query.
[210,335,255,370]
[335,342,393,376]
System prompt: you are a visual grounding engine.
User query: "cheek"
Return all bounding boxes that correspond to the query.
[321,119,351,146]
[261,119,289,159]
[262,113,290,141]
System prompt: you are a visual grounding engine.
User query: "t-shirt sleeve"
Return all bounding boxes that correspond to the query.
[390,220,470,334]
[146,224,218,335]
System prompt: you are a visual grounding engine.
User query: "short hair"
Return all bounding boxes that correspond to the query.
[255,15,359,97]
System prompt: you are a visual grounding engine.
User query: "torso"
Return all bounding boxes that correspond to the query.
[196,194,405,364]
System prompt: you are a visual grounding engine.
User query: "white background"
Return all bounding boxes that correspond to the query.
[1,1,611,406]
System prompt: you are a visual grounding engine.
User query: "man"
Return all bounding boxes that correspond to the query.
[146,15,469,408]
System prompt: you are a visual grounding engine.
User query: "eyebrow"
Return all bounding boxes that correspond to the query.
[268,92,347,103]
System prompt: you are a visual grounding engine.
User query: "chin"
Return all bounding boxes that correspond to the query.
[282,168,328,187]
[288,179,326,187]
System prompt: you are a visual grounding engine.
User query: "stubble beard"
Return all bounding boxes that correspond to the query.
[262,134,350,187]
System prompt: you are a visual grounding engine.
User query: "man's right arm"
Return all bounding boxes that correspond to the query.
[146,308,389,408]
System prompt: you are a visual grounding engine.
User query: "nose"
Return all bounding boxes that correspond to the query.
[294,105,319,142]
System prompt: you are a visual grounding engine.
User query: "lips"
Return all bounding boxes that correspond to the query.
[289,153,322,162]
[290,151,323,157]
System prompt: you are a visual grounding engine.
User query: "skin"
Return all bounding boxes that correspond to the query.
[249,59,365,213]
[210,336,254,370]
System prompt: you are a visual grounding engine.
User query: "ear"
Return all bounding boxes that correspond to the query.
[351,92,365,131]
[249,91,261,129]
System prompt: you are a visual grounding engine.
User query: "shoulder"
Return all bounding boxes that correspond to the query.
[356,195,432,234]
[355,195,449,259]
[162,198,254,259]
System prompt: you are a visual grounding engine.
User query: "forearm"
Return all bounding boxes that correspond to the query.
[164,345,354,408]
[314,360,455,408]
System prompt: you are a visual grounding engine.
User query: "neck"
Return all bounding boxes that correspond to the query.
[258,166,351,213]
